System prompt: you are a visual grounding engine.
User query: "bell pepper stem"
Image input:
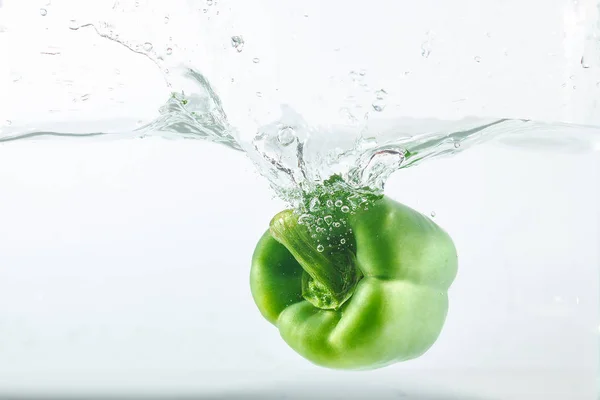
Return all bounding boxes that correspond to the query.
[269,210,360,310]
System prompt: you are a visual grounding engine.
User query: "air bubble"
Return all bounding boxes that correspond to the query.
[335,200,343,207]
[316,218,324,226]
[326,200,334,208]
[317,245,325,252]
[277,127,295,146]
[340,238,346,245]
[341,206,350,213]
[324,216,333,225]
[333,222,341,228]
[231,36,245,52]
[309,198,321,212]
[40,8,48,16]
[143,42,153,51]
[298,214,313,225]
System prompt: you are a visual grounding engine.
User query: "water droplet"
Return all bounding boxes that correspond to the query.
[231,36,245,52]
[375,89,387,100]
[68,20,79,30]
[166,47,173,55]
[164,16,170,24]
[335,200,343,207]
[253,57,260,63]
[40,8,47,16]
[277,127,296,146]
[454,142,461,149]
[474,56,481,63]
[143,42,153,51]
[359,69,367,76]
[255,92,262,97]
[421,42,431,58]
[324,216,333,225]
[326,200,334,208]
[430,211,436,218]
[80,94,89,101]
[341,206,350,213]
[317,245,325,252]
[372,100,386,112]
[309,198,321,212]
[207,0,214,5]
[581,57,590,69]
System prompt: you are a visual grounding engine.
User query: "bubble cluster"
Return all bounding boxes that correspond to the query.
[295,175,381,253]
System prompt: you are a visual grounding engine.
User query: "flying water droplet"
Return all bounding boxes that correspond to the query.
[255,92,262,97]
[277,127,296,146]
[143,42,153,52]
[68,20,79,30]
[430,211,436,218]
[581,57,590,69]
[40,8,48,16]
[166,47,173,55]
[253,57,260,63]
[375,89,387,100]
[231,36,244,52]
[207,0,214,5]
[474,56,482,63]
[164,16,170,24]
[359,69,367,76]
[421,42,431,58]
[372,100,386,112]
[454,142,461,149]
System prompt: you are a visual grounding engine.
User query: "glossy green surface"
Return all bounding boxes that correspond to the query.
[250,196,458,370]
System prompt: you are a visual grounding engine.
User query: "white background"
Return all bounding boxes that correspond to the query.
[1,0,600,399]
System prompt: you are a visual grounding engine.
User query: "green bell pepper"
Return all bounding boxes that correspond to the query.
[250,180,458,370]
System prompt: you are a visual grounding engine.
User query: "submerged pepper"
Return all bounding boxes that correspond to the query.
[250,189,458,370]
